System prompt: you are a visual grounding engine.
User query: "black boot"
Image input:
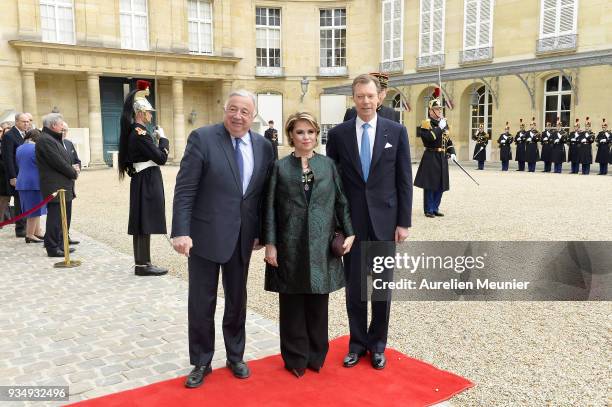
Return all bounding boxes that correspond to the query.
[133,235,167,276]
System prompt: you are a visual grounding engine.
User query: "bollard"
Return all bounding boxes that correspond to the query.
[53,189,81,268]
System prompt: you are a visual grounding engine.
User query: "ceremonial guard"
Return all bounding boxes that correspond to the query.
[343,72,400,123]
[595,118,610,175]
[497,122,513,171]
[578,117,595,175]
[515,119,527,171]
[472,123,489,170]
[263,120,279,160]
[567,119,581,174]
[551,117,567,174]
[540,122,554,172]
[414,88,456,218]
[525,117,540,172]
[118,80,170,276]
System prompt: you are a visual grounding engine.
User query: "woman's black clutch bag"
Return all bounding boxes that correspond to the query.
[330,231,346,258]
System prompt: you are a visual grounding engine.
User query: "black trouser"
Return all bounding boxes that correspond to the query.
[279,293,329,370]
[11,193,26,235]
[187,241,250,367]
[44,201,72,251]
[133,235,151,265]
[344,219,393,354]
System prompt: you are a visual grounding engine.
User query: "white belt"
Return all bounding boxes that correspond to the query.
[133,160,158,173]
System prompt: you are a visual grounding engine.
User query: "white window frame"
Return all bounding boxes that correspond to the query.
[419,0,446,57]
[469,86,493,160]
[120,0,150,51]
[463,0,494,51]
[381,0,404,64]
[319,8,347,68]
[543,75,572,131]
[539,0,578,39]
[188,0,213,55]
[255,7,282,68]
[40,0,76,45]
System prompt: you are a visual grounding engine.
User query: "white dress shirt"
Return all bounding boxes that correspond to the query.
[231,132,254,195]
[355,114,377,159]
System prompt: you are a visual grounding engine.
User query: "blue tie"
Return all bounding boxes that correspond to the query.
[360,123,371,181]
[234,137,244,193]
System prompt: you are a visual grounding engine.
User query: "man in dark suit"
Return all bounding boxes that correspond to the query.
[343,72,400,123]
[171,90,275,388]
[2,113,30,237]
[263,120,279,160]
[61,121,81,245]
[36,113,78,257]
[327,74,412,370]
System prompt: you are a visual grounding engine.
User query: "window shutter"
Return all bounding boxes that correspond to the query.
[464,0,478,49]
[559,0,576,34]
[431,0,445,54]
[541,0,559,37]
[479,0,492,47]
[420,0,432,55]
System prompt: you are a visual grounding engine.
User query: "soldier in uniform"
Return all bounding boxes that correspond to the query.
[472,123,489,170]
[551,117,567,174]
[343,72,400,123]
[578,116,595,175]
[540,121,554,172]
[525,117,540,172]
[595,118,610,175]
[414,88,456,218]
[118,80,170,276]
[515,119,527,171]
[263,120,279,160]
[497,122,513,171]
[567,119,581,174]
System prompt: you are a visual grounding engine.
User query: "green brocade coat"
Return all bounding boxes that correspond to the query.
[263,153,354,294]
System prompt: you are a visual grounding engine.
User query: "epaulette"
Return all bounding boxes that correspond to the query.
[135,127,147,136]
[421,119,432,130]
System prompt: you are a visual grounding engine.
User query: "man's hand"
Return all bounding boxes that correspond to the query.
[449,153,457,162]
[438,118,447,129]
[395,226,409,242]
[172,236,193,257]
[154,126,166,139]
[253,238,264,250]
[9,178,16,187]
[342,235,356,254]
[264,244,278,267]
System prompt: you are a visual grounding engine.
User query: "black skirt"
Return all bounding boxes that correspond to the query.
[128,166,167,235]
[0,161,9,196]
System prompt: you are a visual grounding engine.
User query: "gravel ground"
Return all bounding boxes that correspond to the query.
[71,163,612,407]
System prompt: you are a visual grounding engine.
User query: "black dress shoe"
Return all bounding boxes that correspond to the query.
[424,212,435,218]
[286,367,306,378]
[371,352,387,370]
[343,351,366,368]
[35,234,45,240]
[433,211,444,217]
[184,365,212,388]
[226,360,250,379]
[25,237,43,243]
[134,264,168,276]
[307,364,321,373]
[46,248,74,257]
[16,232,26,238]
[68,237,80,245]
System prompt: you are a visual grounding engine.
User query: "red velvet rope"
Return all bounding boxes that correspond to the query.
[0,192,58,227]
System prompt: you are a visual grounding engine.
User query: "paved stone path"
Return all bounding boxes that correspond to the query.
[0,226,280,406]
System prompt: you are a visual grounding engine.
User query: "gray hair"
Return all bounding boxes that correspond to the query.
[14,112,28,122]
[42,113,65,129]
[224,89,257,114]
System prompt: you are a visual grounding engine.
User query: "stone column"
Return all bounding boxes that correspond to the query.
[87,73,105,166]
[21,69,38,125]
[172,78,186,162]
[221,79,233,104]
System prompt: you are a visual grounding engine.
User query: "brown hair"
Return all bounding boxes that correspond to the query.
[25,128,42,143]
[285,112,320,148]
[352,74,381,95]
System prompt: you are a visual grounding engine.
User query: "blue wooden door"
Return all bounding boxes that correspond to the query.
[100,77,125,166]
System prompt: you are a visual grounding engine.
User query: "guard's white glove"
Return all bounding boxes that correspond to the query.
[527,138,532,142]
[438,118,447,129]
[500,140,505,144]
[554,139,559,144]
[154,126,166,139]
[581,139,587,144]
[449,153,457,161]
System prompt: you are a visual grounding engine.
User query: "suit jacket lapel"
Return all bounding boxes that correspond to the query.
[370,119,388,173]
[244,131,262,198]
[345,119,364,180]
[216,125,242,193]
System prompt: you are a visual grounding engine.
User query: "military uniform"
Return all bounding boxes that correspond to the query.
[514,122,527,171]
[472,128,489,170]
[264,127,279,160]
[497,124,513,171]
[551,121,567,173]
[595,119,610,175]
[525,119,540,172]
[540,124,554,172]
[567,119,581,174]
[578,118,595,175]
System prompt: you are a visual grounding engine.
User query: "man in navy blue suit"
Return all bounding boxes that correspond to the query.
[327,74,413,370]
[171,90,275,388]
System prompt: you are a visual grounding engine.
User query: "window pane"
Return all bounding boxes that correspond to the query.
[545,95,557,111]
[188,0,197,19]
[133,0,147,13]
[545,76,559,92]
[561,76,571,91]
[561,94,571,110]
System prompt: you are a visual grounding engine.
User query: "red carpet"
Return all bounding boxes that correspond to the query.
[70,336,473,407]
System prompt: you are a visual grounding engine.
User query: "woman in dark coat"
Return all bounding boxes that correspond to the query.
[16,129,46,242]
[263,112,354,378]
[118,80,169,276]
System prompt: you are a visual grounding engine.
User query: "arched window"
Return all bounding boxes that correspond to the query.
[470,86,492,135]
[544,75,571,130]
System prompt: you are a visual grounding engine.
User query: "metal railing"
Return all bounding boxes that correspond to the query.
[536,34,577,54]
[416,54,445,70]
[459,47,493,64]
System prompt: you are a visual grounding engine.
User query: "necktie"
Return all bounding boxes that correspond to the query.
[234,137,244,193]
[360,123,371,181]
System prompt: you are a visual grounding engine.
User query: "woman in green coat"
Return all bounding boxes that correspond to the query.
[263,112,355,378]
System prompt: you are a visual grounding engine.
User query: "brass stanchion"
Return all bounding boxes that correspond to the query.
[53,189,81,268]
